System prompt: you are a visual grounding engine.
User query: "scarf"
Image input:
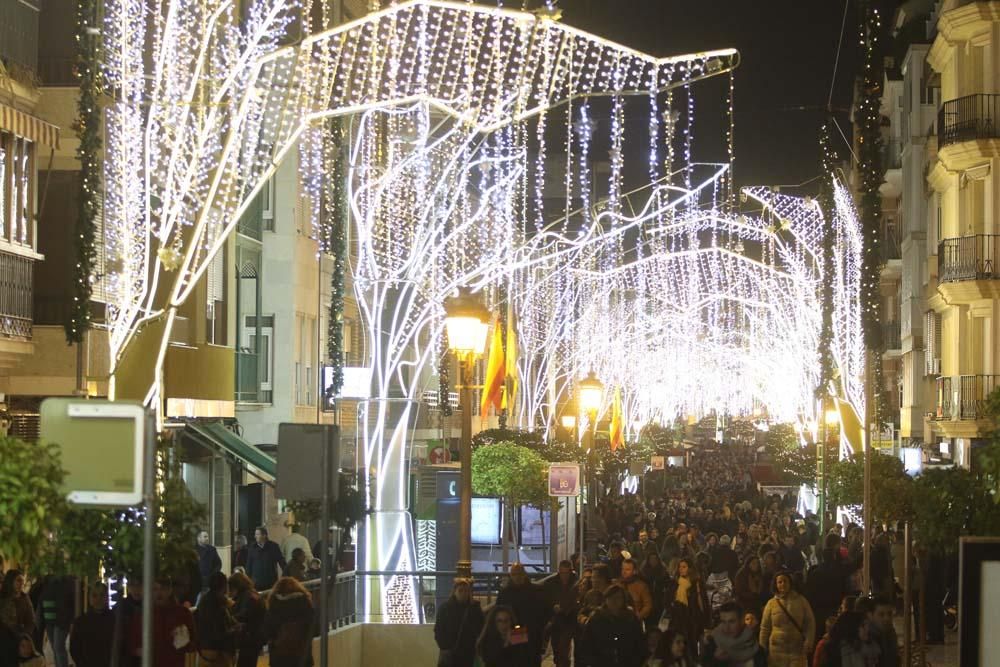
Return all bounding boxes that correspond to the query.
[710,624,759,664]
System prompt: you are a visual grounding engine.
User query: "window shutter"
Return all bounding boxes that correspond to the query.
[207,249,224,311]
[924,311,941,376]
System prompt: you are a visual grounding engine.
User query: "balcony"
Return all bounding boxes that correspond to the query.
[236,351,272,404]
[934,374,1000,421]
[0,249,33,340]
[882,321,901,352]
[938,235,1000,282]
[881,139,902,170]
[938,94,1000,148]
[881,220,901,264]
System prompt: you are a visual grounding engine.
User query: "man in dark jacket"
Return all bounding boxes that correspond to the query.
[496,563,549,667]
[579,584,645,667]
[69,583,115,667]
[542,561,578,667]
[433,578,484,667]
[805,540,849,635]
[246,526,287,591]
[196,530,223,595]
[777,534,806,576]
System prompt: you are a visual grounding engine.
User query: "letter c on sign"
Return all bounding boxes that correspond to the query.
[449,481,457,497]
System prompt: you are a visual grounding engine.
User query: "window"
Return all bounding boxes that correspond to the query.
[242,314,273,392]
[206,248,225,344]
[262,176,275,232]
[1,132,35,247]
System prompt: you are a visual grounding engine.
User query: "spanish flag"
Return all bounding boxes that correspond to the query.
[502,310,519,411]
[480,318,505,416]
[610,386,624,451]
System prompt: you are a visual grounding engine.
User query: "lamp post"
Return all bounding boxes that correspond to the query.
[444,292,491,580]
[818,401,839,539]
[576,371,603,563]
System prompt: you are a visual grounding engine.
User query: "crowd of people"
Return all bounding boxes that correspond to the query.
[435,447,917,667]
[0,525,327,667]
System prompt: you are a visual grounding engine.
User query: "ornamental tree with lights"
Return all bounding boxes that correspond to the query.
[96,0,738,622]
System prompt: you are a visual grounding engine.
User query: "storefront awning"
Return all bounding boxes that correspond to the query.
[0,102,60,149]
[185,421,276,478]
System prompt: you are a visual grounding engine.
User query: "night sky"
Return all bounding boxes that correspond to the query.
[560,0,872,191]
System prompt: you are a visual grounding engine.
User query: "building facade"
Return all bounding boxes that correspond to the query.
[925,0,1000,467]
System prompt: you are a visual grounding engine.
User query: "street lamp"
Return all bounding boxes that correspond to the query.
[444,291,491,580]
[576,371,603,564]
[818,401,840,538]
[578,371,604,415]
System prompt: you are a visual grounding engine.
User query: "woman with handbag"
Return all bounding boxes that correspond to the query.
[434,578,485,667]
[661,559,709,650]
[759,571,815,667]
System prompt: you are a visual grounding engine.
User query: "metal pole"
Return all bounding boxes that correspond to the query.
[141,415,156,667]
[903,522,911,667]
[457,355,473,579]
[318,426,331,667]
[863,350,873,595]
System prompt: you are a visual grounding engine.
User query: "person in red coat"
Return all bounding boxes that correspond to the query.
[128,577,196,667]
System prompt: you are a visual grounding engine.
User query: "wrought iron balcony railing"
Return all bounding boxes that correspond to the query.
[935,376,952,420]
[0,250,32,339]
[938,94,1000,147]
[934,375,1000,420]
[881,221,901,263]
[959,374,999,420]
[938,235,1000,282]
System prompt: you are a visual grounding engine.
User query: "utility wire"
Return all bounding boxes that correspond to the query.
[828,0,851,111]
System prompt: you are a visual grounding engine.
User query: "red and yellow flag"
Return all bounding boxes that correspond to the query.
[610,387,624,451]
[480,318,505,415]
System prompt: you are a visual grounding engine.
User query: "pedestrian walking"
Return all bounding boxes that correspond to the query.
[541,561,577,667]
[663,558,709,649]
[813,611,867,667]
[229,573,266,667]
[0,570,35,665]
[476,605,533,667]
[700,601,765,666]
[579,584,646,667]
[69,583,115,667]
[197,530,224,598]
[194,572,240,667]
[759,572,815,667]
[263,576,314,667]
[127,577,196,667]
[651,628,697,667]
[233,535,249,572]
[495,564,548,667]
[434,577,484,667]
[619,558,654,625]
[246,526,287,591]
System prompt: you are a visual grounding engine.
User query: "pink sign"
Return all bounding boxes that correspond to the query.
[548,464,581,496]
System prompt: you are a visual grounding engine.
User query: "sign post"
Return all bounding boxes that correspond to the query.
[40,398,153,667]
[548,464,581,497]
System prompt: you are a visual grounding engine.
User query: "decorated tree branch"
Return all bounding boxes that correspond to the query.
[66,0,102,344]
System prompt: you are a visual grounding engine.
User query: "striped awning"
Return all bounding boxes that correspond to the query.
[0,103,60,149]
